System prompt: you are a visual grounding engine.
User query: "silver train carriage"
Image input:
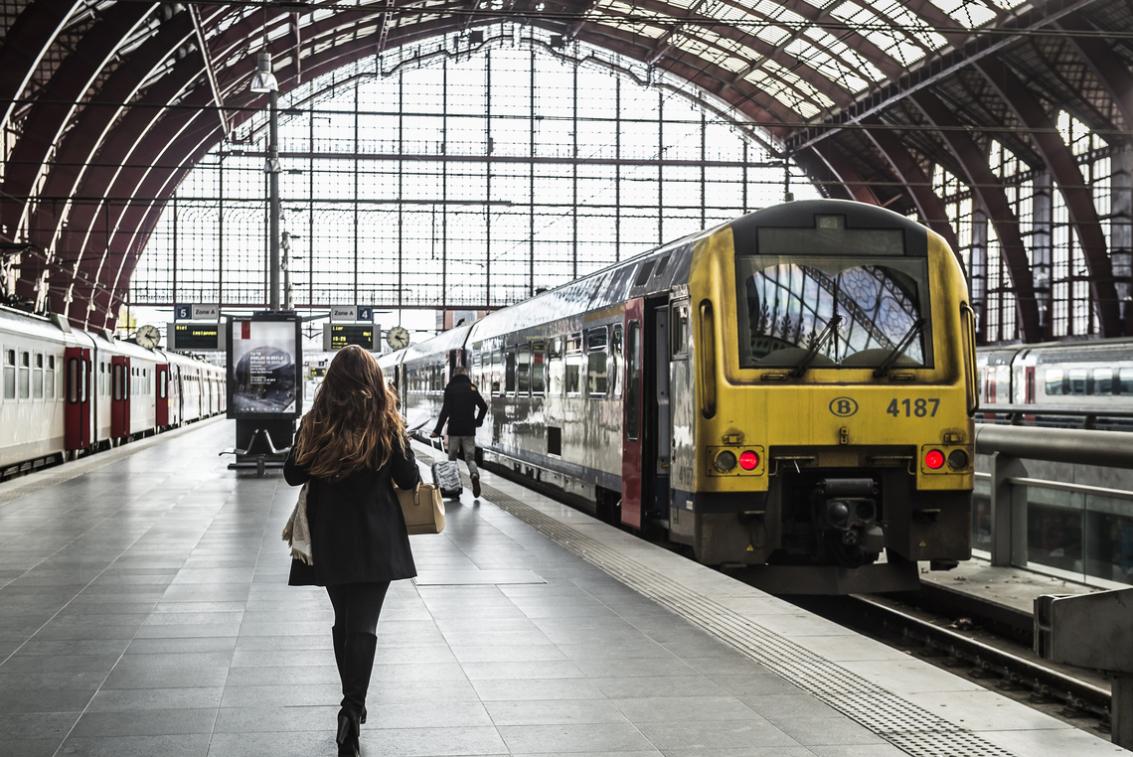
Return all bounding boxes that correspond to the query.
[0,305,226,478]
[977,338,1133,427]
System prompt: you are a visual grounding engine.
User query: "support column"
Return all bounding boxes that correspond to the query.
[1112,146,1133,332]
[971,203,989,342]
[1032,172,1054,339]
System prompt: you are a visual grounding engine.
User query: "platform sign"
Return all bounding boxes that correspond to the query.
[323,323,376,351]
[168,322,224,351]
[226,313,302,420]
[174,304,219,321]
[329,305,374,322]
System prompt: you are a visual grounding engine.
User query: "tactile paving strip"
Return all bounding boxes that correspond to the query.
[469,473,1019,757]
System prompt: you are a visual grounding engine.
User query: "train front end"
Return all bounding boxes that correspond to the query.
[683,200,977,592]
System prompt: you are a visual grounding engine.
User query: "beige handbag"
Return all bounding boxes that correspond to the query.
[396,483,446,535]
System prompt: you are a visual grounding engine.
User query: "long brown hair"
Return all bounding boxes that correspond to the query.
[293,345,406,478]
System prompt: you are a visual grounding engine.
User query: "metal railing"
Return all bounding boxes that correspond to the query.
[974,424,1133,586]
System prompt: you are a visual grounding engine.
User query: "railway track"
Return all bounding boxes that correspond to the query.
[789,591,1114,737]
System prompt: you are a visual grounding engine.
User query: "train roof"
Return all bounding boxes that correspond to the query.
[392,199,939,360]
[0,305,74,345]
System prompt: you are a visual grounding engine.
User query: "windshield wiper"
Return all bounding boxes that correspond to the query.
[790,315,843,378]
[872,318,925,378]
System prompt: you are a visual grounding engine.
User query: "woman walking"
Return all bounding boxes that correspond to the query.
[284,345,419,757]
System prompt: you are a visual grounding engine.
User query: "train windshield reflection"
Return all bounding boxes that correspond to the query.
[736,255,931,370]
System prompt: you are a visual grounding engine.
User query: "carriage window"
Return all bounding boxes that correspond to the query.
[18,351,30,399]
[1069,369,1088,395]
[610,325,623,398]
[46,355,56,399]
[33,353,43,399]
[1045,368,1064,395]
[67,359,79,403]
[1120,368,1133,395]
[565,359,581,396]
[516,348,531,395]
[634,260,655,287]
[505,351,516,393]
[532,349,546,396]
[488,350,500,396]
[3,349,15,400]
[1093,368,1113,395]
[625,322,641,440]
[566,333,582,353]
[586,329,608,397]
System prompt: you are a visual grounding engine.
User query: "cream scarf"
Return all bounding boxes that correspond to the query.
[282,483,313,565]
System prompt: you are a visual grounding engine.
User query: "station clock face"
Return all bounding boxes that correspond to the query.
[136,324,161,350]
[387,325,410,350]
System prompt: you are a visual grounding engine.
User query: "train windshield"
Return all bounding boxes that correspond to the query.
[736,255,931,371]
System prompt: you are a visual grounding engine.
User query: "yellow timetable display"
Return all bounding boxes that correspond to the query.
[167,321,223,350]
[323,323,375,351]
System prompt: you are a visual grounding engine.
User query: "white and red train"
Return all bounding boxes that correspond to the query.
[0,305,225,478]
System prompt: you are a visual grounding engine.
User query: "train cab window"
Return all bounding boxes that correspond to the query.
[516,347,531,395]
[46,356,56,400]
[1045,368,1065,395]
[33,354,43,399]
[18,351,30,399]
[1069,369,1088,395]
[1119,368,1133,395]
[1093,368,1113,395]
[671,303,690,357]
[3,349,15,399]
[505,351,516,394]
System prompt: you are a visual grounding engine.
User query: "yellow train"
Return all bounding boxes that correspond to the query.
[382,199,978,593]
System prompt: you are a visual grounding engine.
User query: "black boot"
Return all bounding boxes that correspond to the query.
[337,631,377,756]
[332,626,366,724]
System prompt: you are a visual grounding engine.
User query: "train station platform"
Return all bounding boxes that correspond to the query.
[0,421,1125,757]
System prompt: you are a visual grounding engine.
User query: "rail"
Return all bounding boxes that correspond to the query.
[976,404,1133,429]
[973,424,1133,585]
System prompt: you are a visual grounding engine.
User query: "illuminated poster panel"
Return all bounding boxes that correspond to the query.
[226,315,302,419]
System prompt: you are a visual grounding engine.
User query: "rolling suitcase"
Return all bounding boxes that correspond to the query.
[430,438,463,499]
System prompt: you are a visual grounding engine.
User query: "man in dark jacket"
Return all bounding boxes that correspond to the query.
[431,367,488,497]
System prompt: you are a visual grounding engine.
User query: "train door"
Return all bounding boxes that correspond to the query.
[667,298,695,541]
[111,356,130,439]
[155,363,170,428]
[621,300,645,528]
[650,302,671,521]
[64,347,92,451]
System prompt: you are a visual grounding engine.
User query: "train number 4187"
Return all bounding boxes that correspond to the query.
[886,398,940,417]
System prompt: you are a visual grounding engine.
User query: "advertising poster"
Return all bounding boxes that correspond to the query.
[227,316,301,418]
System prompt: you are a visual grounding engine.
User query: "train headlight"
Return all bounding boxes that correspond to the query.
[924,449,946,470]
[738,450,760,471]
[947,449,969,470]
[714,450,737,472]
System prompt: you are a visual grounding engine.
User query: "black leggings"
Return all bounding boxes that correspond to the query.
[326,582,391,635]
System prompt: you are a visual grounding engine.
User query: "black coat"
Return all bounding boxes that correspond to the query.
[433,374,488,436]
[285,437,420,587]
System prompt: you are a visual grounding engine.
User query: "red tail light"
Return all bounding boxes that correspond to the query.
[924,449,946,470]
[739,450,760,470]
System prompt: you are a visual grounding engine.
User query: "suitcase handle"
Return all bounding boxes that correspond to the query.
[430,436,446,453]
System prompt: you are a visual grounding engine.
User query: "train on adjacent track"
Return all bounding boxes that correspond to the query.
[0,305,226,479]
[381,199,979,593]
[977,339,1133,428]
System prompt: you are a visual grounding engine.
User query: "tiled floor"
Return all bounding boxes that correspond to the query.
[0,420,1125,757]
